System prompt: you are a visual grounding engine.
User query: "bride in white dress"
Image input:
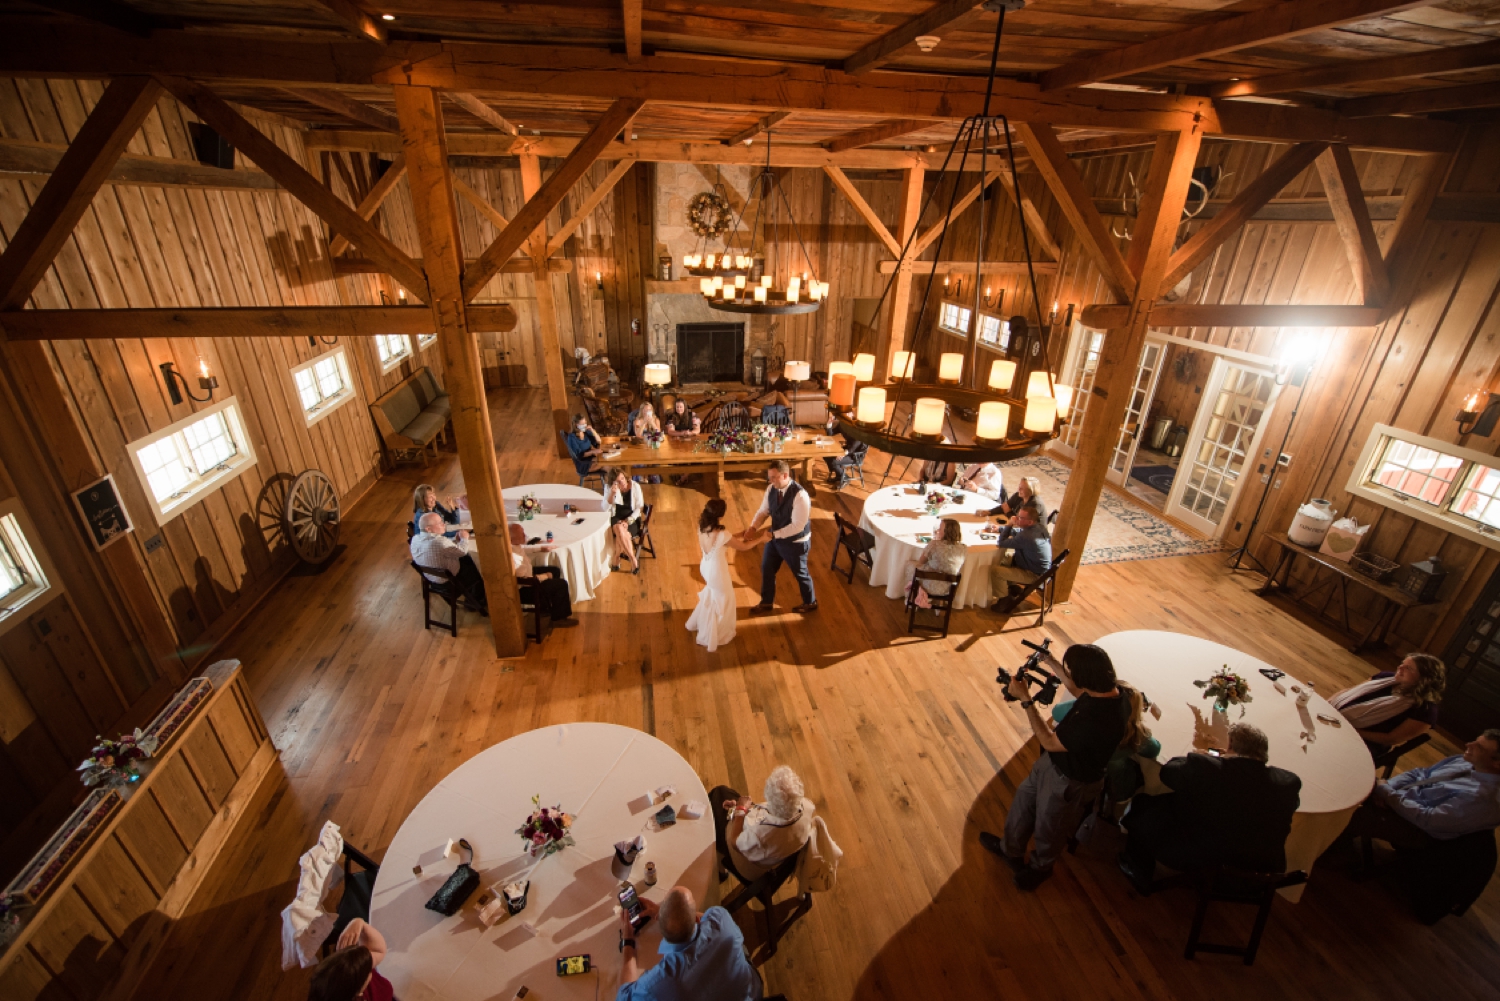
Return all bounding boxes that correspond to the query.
[686,499,764,652]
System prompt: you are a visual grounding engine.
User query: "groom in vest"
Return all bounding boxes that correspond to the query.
[744,460,818,614]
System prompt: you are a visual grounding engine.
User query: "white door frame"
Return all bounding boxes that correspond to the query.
[1163,355,1282,539]
[1106,337,1168,487]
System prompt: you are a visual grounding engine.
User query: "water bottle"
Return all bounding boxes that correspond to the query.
[546,531,554,543]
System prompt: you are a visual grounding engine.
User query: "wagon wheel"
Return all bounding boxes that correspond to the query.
[282,469,341,565]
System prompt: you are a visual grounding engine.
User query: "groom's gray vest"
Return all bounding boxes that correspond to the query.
[768,481,810,543]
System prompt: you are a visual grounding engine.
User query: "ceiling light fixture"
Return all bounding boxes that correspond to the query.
[381,14,395,21]
[914,35,941,53]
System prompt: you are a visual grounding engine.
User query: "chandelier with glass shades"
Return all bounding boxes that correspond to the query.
[699,131,828,315]
[828,0,1067,466]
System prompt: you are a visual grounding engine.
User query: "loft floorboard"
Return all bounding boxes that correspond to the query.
[134,387,1500,1001]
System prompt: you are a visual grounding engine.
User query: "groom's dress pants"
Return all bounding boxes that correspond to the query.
[761,534,815,605]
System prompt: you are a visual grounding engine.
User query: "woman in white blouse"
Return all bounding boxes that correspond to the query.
[602,466,646,574]
[954,461,1005,501]
[710,765,816,880]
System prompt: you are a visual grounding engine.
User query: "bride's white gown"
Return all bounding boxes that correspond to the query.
[686,528,736,651]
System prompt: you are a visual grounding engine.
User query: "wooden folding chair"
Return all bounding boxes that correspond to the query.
[722,850,812,963]
[515,575,550,645]
[411,561,463,637]
[831,510,876,583]
[906,569,962,637]
[1183,866,1307,966]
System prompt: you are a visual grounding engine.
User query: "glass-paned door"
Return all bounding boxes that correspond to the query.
[1166,359,1279,537]
[1057,329,1104,455]
[1105,341,1166,486]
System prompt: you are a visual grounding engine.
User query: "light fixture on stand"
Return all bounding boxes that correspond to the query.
[643,362,672,408]
[784,360,810,426]
[828,0,1064,470]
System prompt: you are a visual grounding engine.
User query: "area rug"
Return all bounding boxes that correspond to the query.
[999,454,1222,566]
[1129,464,1178,494]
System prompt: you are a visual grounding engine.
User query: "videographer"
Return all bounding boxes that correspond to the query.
[980,643,1132,890]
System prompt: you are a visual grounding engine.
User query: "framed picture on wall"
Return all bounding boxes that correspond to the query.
[71,473,134,552]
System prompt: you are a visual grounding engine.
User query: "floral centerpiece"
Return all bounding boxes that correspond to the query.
[705,427,749,455]
[77,729,158,788]
[923,492,946,518]
[517,795,575,857]
[1194,666,1253,715]
[516,493,542,522]
[643,427,665,449]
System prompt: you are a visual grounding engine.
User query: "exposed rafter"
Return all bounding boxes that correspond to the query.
[547,160,635,257]
[454,176,511,233]
[1041,0,1436,92]
[309,0,387,44]
[824,165,902,256]
[1081,303,1387,329]
[28,0,161,37]
[843,1,984,76]
[911,169,1004,258]
[724,111,795,147]
[286,87,397,132]
[447,92,520,136]
[0,305,518,340]
[623,0,643,62]
[824,119,937,154]
[1339,81,1500,118]
[1317,144,1390,306]
[1211,37,1500,98]
[0,138,279,190]
[328,153,407,257]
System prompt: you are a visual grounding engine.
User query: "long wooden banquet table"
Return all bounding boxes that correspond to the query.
[599,434,840,494]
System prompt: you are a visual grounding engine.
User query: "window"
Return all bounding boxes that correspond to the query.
[977,314,1008,349]
[291,346,355,426]
[939,302,971,335]
[417,332,437,351]
[0,500,56,630]
[375,334,412,373]
[128,398,258,522]
[1348,424,1500,551]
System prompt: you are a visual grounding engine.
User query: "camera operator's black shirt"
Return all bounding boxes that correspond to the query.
[1049,692,1129,783]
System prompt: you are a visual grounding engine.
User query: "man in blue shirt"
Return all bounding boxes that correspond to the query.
[617,886,762,1000]
[986,502,1052,613]
[1343,728,1500,848]
[565,413,602,481]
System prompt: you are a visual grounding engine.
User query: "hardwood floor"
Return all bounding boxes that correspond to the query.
[134,388,1499,1001]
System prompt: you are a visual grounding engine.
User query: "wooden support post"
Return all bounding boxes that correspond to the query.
[881,164,924,378]
[1317,144,1390,307]
[1051,127,1204,602]
[519,151,576,457]
[393,84,525,658]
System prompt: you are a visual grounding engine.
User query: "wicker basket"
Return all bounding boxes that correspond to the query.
[1350,552,1400,583]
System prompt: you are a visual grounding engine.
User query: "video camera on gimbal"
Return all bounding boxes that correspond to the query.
[996,638,1062,706]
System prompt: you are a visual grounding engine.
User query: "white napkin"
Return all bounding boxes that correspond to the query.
[679,800,705,820]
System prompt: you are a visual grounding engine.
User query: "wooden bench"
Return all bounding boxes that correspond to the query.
[369,367,451,464]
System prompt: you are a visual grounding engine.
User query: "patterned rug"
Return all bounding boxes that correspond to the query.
[999,454,1223,566]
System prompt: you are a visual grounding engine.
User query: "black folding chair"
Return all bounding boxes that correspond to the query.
[516,575,551,645]
[632,504,657,560]
[831,511,876,583]
[1183,866,1307,965]
[1372,733,1432,779]
[411,561,463,636]
[321,841,381,955]
[721,849,812,964]
[993,548,1071,627]
[906,569,961,638]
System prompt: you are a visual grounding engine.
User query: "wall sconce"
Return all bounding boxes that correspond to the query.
[306,335,339,347]
[983,286,1002,310]
[1048,300,1060,326]
[952,278,963,300]
[595,271,604,290]
[161,359,217,405]
[942,274,950,295]
[1457,391,1500,436]
[397,288,407,305]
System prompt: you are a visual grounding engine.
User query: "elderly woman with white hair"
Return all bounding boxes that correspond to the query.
[709,765,816,881]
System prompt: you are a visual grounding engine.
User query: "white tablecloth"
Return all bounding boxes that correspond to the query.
[859,483,1006,609]
[1096,630,1376,900]
[461,484,611,602]
[370,723,715,1001]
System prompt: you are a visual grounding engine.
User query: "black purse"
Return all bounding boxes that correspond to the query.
[425,839,480,916]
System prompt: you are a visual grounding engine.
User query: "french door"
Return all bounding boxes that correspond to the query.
[1165,358,1280,537]
[1105,341,1166,487]
[1055,327,1104,457]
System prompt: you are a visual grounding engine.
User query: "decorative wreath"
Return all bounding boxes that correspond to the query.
[687,191,733,239]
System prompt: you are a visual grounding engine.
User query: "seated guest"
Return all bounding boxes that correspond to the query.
[989,476,1045,523]
[954,461,1004,501]
[919,441,955,487]
[632,402,662,438]
[410,513,484,611]
[603,466,645,574]
[664,398,701,438]
[987,502,1052,612]
[824,437,868,490]
[908,517,966,609]
[308,918,391,1001]
[1118,723,1301,894]
[709,765,816,880]
[411,483,462,537]
[507,523,572,622]
[1329,653,1445,752]
[565,413,603,480]
[1340,729,1500,849]
[616,886,762,1001]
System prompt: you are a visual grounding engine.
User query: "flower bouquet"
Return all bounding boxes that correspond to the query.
[923,492,946,518]
[77,729,158,789]
[705,427,749,455]
[517,795,575,857]
[516,493,542,522]
[1194,666,1253,716]
[643,427,665,449]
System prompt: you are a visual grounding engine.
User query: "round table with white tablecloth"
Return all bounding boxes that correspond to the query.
[1096,630,1376,901]
[369,723,715,1001]
[461,484,612,602]
[858,482,1008,609]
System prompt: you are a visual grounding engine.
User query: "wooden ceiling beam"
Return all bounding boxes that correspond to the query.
[310,0,387,44]
[623,0,643,62]
[1041,0,1437,92]
[823,165,902,256]
[285,87,398,132]
[1317,144,1390,306]
[1212,38,1500,98]
[447,92,520,136]
[463,98,643,301]
[843,0,984,76]
[1162,141,1327,290]
[911,169,1005,257]
[1383,153,1451,281]
[824,118,938,154]
[547,159,635,257]
[724,111,795,147]
[1339,81,1500,118]
[454,176,510,232]
[158,76,428,300]
[0,76,160,312]
[1081,303,1386,329]
[329,153,406,257]
[0,305,517,340]
[1209,100,1457,154]
[992,168,1062,261]
[333,257,570,276]
[28,0,161,37]
[877,259,1059,275]
[0,137,279,190]
[1014,121,1136,302]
